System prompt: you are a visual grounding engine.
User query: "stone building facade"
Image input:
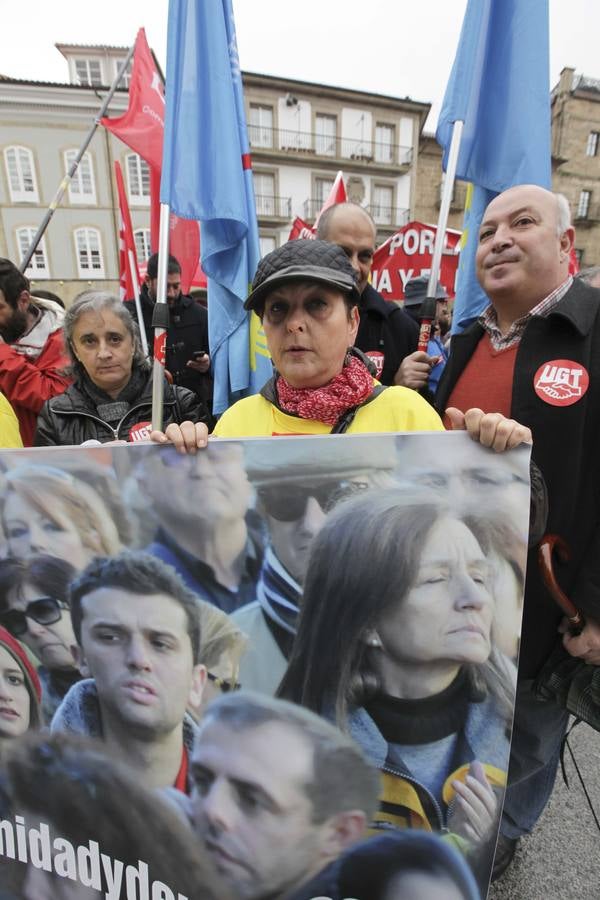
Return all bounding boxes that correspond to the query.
[0,44,430,303]
[552,67,600,268]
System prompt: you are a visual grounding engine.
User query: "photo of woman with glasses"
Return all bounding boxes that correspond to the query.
[0,554,81,722]
[280,486,516,883]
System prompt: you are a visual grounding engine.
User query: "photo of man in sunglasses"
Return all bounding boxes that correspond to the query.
[232,438,397,694]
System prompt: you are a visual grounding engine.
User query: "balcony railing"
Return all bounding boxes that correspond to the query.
[367,204,410,228]
[303,199,409,228]
[255,194,292,219]
[248,125,412,167]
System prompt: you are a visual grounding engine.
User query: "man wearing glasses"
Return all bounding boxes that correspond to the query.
[51,551,206,794]
[232,441,396,694]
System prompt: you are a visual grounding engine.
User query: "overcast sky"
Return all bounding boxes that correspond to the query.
[1,0,599,130]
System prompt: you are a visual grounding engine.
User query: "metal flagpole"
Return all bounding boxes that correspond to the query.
[151,203,171,432]
[19,43,136,274]
[417,121,464,353]
[427,120,464,299]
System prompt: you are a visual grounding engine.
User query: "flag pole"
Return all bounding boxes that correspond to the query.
[151,203,171,431]
[427,120,464,298]
[19,43,136,274]
[127,249,148,357]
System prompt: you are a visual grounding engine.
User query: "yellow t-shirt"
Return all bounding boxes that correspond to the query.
[0,392,23,448]
[213,385,444,438]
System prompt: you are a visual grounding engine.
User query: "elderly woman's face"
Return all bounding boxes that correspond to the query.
[262,282,359,388]
[71,308,134,397]
[0,645,31,740]
[3,491,92,571]
[376,517,493,669]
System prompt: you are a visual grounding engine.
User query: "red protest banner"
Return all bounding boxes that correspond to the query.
[114,161,139,302]
[371,221,461,302]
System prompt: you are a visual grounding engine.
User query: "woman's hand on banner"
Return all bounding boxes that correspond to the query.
[448,760,498,844]
[446,407,532,451]
[150,421,209,453]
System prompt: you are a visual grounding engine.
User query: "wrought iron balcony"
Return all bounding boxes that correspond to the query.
[303,199,409,228]
[367,204,410,228]
[248,125,412,167]
[255,194,292,219]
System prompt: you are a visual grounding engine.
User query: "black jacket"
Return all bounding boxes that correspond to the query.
[125,286,213,413]
[436,279,600,677]
[35,371,205,446]
[355,283,419,386]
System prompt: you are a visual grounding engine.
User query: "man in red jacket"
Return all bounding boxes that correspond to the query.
[0,258,70,446]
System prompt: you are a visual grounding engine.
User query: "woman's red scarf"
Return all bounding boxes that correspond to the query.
[276,354,374,425]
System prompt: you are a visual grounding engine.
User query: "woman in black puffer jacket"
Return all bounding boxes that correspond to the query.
[35,290,209,446]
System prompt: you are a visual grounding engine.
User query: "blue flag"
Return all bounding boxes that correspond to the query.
[436,0,551,331]
[161,0,272,413]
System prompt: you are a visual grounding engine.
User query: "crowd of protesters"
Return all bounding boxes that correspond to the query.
[0,185,596,898]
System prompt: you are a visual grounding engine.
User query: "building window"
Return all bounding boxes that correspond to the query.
[74,59,104,86]
[126,154,151,204]
[254,172,276,216]
[134,229,152,264]
[577,190,591,219]
[375,124,395,164]
[4,146,39,202]
[259,235,277,257]
[586,132,599,157]
[315,177,334,205]
[372,184,394,225]
[575,249,584,266]
[16,228,49,277]
[74,228,105,278]
[114,58,133,89]
[64,150,96,204]
[249,105,273,148]
[315,114,337,156]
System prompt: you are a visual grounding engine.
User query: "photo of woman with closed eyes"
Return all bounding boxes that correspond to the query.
[279,486,516,887]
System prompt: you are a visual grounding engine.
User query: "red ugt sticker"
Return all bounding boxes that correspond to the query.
[365,350,384,379]
[533,359,589,407]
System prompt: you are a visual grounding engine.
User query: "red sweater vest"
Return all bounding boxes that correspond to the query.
[444,333,518,423]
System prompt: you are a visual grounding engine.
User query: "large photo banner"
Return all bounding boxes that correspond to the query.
[0,432,530,900]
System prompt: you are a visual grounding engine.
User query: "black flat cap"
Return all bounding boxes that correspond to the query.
[403,275,449,307]
[245,239,361,312]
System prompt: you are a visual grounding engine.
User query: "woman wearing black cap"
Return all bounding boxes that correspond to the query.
[152,238,531,449]
[211,240,443,437]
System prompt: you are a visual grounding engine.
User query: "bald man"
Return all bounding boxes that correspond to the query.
[316,203,419,385]
[436,184,600,875]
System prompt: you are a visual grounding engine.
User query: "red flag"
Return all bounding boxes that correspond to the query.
[288,216,316,241]
[114,161,139,301]
[103,28,202,294]
[101,29,164,169]
[313,170,348,227]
